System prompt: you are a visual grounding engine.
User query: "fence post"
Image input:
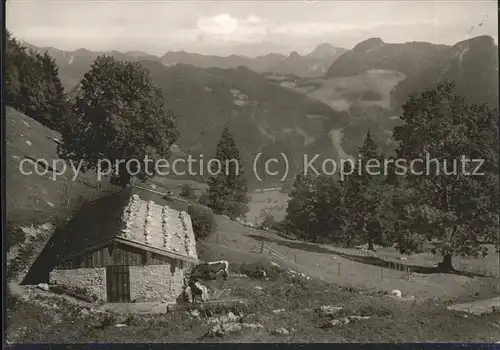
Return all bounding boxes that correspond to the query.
[260,241,264,253]
[338,263,341,277]
[294,254,297,263]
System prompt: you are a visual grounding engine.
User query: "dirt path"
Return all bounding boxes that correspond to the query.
[328,128,353,160]
[8,282,93,308]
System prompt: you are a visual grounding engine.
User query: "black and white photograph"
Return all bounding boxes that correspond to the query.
[4,0,500,344]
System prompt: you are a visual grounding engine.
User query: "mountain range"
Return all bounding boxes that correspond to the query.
[19,35,498,186]
[23,42,346,92]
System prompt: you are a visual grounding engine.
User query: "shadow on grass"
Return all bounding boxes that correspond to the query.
[20,226,64,285]
[248,234,490,278]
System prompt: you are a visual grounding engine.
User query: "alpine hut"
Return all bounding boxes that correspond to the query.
[48,185,198,303]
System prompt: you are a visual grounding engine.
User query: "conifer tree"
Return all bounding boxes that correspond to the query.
[284,173,346,243]
[37,52,72,131]
[206,126,249,219]
[284,173,317,241]
[343,131,385,250]
[6,31,71,131]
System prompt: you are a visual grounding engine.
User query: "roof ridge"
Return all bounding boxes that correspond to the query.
[79,186,130,207]
[132,184,190,205]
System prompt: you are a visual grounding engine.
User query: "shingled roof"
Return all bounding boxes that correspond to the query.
[56,185,198,264]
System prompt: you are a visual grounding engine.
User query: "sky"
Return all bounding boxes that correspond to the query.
[6,0,499,57]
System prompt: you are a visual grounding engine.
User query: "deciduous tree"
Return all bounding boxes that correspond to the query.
[392,81,499,271]
[58,55,179,187]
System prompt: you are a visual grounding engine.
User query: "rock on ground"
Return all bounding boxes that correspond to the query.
[323,316,371,328]
[271,327,289,335]
[316,305,343,317]
[205,312,263,338]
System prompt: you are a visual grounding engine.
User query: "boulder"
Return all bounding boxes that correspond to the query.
[390,289,402,298]
[37,283,49,291]
[272,327,289,335]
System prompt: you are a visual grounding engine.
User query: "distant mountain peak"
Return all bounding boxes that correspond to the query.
[307,43,345,58]
[352,38,385,52]
[453,35,496,50]
[289,51,301,58]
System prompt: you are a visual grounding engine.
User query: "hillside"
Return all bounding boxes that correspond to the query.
[24,45,161,91]
[78,61,349,186]
[5,107,116,225]
[267,35,498,160]
[161,51,286,73]
[269,44,348,78]
[391,35,499,110]
[5,107,120,284]
[325,38,450,78]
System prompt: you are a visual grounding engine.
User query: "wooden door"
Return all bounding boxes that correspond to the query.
[106,265,130,302]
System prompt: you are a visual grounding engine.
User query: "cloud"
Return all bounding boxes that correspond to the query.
[196,14,269,44]
[197,14,239,35]
[194,14,442,44]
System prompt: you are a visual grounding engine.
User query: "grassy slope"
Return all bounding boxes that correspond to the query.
[140,180,498,301]
[199,215,499,301]
[244,190,289,224]
[6,107,116,283]
[6,107,114,226]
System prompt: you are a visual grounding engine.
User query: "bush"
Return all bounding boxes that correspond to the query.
[234,261,283,280]
[259,214,285,232]
[6,222,27,249]
[189,203,217,240]
[180,184,197,200]
[197,192,210,206]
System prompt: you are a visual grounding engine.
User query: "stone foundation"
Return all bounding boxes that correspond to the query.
[49,267,106,302]
[129,264,184,303]
[49,262,185,303]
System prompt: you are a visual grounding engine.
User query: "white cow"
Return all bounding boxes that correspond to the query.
[191,260,229,281]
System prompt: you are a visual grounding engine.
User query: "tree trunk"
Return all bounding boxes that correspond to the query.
[364,222,376,251]
[438,254,454,272]
[367,238,375,251]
